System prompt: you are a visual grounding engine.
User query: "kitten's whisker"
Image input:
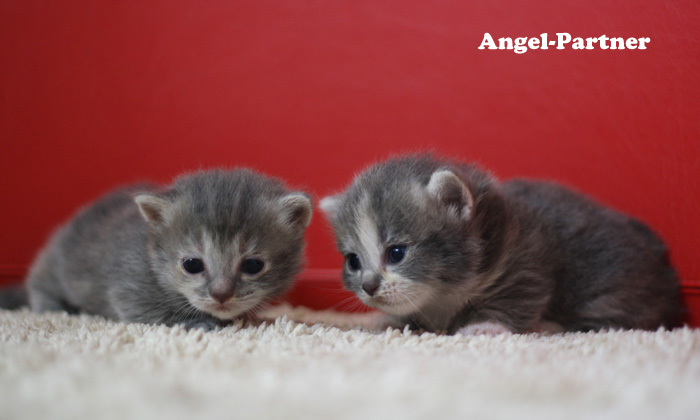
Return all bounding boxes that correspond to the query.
[331,295,363,312]
[338,298,360,313]
[172,305,190,324]
[249,300,274,318]
[174,301,201,325]
[403,292,435,326]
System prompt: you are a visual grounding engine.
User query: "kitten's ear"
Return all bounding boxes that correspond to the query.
[319,194,343,221]
[426,170,474,220]
[134,193,172,225]
[278,192,313,229]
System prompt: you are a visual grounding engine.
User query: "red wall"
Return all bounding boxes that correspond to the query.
[1,1,699,317]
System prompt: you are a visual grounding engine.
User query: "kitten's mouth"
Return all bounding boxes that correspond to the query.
[366,295,387,306]
[365,295,402,311]
[214,303,233,311]
[364,293,426,317]
[364,287,401,306]
[200,296,260,320]
[366,298,411,316]
[200,301,244,320]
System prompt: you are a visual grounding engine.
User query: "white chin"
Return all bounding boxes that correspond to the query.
[215,306,251,320]
[195,301,247,320]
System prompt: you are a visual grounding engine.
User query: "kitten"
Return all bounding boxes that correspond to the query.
[320,155,683,335]
[16,169,312,330]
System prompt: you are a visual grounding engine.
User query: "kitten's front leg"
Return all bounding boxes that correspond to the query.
[453,272,552,336]
[455,321,512,336]
[363,312,409,332]
[179,317,228,331]
[534,319,565,334]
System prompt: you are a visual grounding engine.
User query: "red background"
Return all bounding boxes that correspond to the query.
[1,1,698,321]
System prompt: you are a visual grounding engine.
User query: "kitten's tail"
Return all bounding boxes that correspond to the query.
[0,284,28,309]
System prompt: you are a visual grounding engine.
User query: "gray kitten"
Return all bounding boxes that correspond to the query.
[18,169,312,330]
[320,155,682,335]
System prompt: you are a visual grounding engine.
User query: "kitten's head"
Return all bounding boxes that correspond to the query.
[321,155,491,318]
[134,169,312,321]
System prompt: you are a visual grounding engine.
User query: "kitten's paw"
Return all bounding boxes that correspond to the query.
[456,321,512,336]
[180,318,222,332]
[534,320,565,334]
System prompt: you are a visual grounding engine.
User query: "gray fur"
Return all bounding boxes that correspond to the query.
[321,155,683,334]
[0,284,28,310]
[23,169,312,329]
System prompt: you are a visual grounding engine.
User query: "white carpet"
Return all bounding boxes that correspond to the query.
[1,305,699,420]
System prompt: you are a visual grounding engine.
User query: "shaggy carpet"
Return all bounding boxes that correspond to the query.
[1,305,699,420]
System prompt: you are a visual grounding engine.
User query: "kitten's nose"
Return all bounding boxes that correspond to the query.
[209,285,235,303]
[362,277,381,296]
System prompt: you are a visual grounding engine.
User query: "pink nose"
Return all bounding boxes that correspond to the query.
[209,287,234,304]
[362,277,381,296]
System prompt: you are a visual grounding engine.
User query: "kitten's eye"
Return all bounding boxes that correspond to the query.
[183,258,205,274]
[241,258,265,275]
[387,245,407,264]
[346,253,361,271]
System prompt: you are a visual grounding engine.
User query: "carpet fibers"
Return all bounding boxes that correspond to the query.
[1,305,699,420]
